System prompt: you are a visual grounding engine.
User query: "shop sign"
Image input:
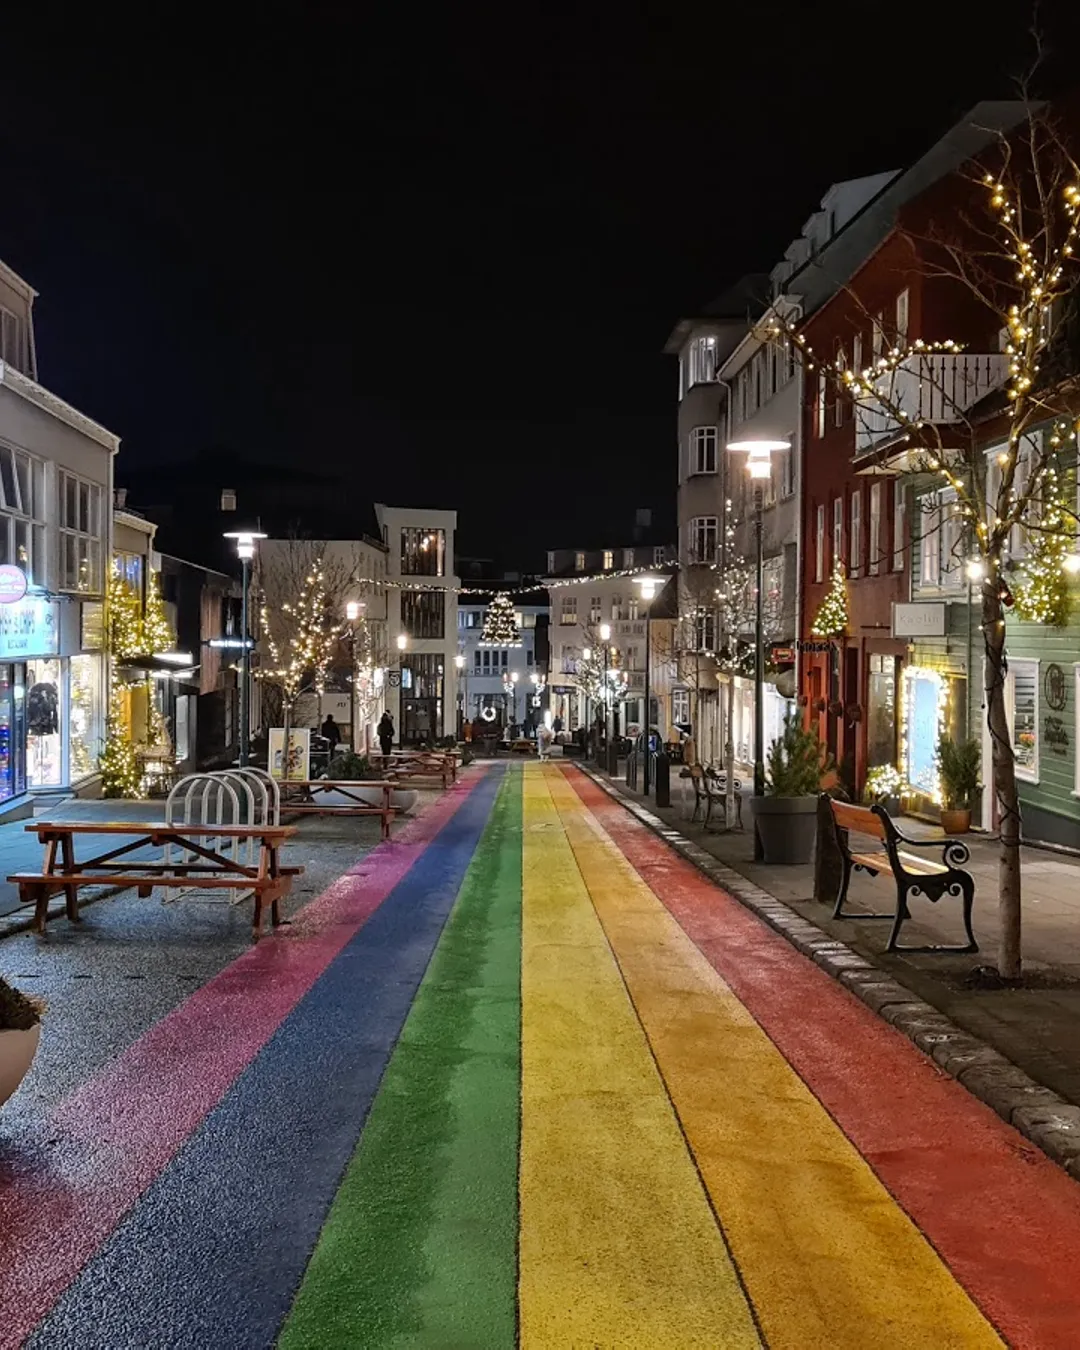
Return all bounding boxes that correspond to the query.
[1045,714,1069,756]
[387,670,402,688]
[0,566,27,604]
[891,602,946,638]
[771,645,795,664]
[0,597,58,659]
[80,601,105,651]
[1044,663,1067,712]
[797,640,835,653]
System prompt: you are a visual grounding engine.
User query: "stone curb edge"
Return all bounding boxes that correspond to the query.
[576,762,1080,1180]
[0,885,126,941]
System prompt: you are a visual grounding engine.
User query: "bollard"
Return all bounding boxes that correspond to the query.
[654,752,671,808]
[607,741,620,776]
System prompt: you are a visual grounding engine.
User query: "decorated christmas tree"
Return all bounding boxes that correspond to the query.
[108,562,145,660]
[480,591,520,645]
[100,689,140,798]
[1014,468,1073,627]
[143,569,175,653]
[811,562,849,638]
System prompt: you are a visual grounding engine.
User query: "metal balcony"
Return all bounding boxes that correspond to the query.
[853,353,1009,461]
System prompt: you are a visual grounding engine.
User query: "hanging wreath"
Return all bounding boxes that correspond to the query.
[480,705,497,723]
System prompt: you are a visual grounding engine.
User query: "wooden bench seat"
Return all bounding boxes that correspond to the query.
[828,798,977,954]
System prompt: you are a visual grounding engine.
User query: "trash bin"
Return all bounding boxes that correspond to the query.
[654,752,671,808]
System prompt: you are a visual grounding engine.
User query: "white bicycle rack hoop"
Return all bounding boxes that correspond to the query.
[164,768,281,904]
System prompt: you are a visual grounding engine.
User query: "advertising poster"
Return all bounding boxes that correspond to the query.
[269,727,311,781]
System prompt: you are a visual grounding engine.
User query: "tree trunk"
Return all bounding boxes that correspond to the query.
[982,583,1022,978]
[724,677,736,828]
[282,702,293,784]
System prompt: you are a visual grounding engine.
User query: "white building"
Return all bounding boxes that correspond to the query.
[0,257,118,818]
[456,595,548,732]
[375,503,460,745]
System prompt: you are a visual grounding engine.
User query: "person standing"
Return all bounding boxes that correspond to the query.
[377,711,395,759]
[320,713,340,748]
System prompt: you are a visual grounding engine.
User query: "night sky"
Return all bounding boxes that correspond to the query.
[1,5,1076,570]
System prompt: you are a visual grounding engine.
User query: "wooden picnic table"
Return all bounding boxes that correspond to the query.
[277,779,398,837]
[9,820,300,938]
[373,751,457,788]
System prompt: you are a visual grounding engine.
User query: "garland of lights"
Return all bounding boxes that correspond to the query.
[258,560,339,708]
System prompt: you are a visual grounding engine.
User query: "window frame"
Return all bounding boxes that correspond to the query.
[869,481,882,576]
[690,516,718,565]
[672,687,690,727]
[690,426,718,475]
[58,469,104,594]
[0,442,46,586]
[602,550,613,570]
[1006,657,1039,783]
[893,479,906,572]
[850,490,862,578]
[832,497,843,570]
[815,504,825,583]
[559,595,578,625]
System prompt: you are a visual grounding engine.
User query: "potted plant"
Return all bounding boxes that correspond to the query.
[751,713,836,865]
[327,749,418,815]
[937,735,980,834]
[864,764,903,816]
[0,977,43,1108]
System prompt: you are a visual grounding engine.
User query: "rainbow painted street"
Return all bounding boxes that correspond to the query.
[5,762,1080,1348]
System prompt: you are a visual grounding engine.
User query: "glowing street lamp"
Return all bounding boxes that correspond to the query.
[223,528,268,766]
[633,574,667,794]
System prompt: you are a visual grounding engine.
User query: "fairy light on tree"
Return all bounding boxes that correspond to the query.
[1013,463,1074,625]
[810,563,850,639]
[143,569,174,654]
[771,99,1080,979]
[479,590,521,646]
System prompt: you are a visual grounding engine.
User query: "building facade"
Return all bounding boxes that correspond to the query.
[0,257,117,818]
[375,503,459,745]
[456,596,549,733]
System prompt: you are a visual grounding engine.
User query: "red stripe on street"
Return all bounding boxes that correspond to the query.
[566,767,1080,1350]
[0,770,488,1349]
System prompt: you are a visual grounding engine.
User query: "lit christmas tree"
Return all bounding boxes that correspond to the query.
[1014,467,1073,626]
[479,591,521,646]
[811,562,849,638]
[108,562,145,660]
[143,569,175,653]
[100,688,140,798]
[260,562,339,710]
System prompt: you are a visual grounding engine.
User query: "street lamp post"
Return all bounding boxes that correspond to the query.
[345,600,362,749]
[454,652,466,734]
[599,622,612,752]
[633,575,664,795]
[726,439,790,859]
[223,529,267,767]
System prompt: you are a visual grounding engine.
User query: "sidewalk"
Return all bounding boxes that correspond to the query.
[595,764,1080,1113]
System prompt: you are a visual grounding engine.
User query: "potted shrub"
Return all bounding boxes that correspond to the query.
[863,764,903,816]
[0,977,43,1108]
[937,735,980,834]
[751,713,836,865]
[327,748,418,815]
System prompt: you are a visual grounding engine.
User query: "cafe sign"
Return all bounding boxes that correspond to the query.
[0,566,28,604]
[0,597,59,659]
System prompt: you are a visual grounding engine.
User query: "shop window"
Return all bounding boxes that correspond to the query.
[1006,658,1038,782]
[26,657,63,787]
[69,654,102,780]
[866,654,897,769]
[0,664,25,800]
[400,588,445,639]
[59,472,104,593]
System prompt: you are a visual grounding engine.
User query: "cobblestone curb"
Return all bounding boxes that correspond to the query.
[577,763,1080,1180]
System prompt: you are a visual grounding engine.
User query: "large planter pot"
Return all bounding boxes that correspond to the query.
[350,784,419,815]
[940,807,971,835]
[751,795,818,865]
[0,1023,40,1108]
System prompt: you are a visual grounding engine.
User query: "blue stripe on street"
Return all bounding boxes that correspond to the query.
[29,765,505,1350]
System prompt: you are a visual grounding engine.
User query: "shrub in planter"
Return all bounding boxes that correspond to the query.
[751,714,836,865]
[325,750,373,780]
[937,735,980,834]
[0,976,43,1108]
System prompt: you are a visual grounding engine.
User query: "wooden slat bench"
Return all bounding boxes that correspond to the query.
[385,753,456,790]
[9,821,300,939]
[278,780,398,837]
[827,798,977,953]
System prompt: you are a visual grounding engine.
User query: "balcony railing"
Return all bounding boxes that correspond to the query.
[854,353,1009,457]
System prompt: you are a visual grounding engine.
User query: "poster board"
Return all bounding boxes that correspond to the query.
[269,727,311,781]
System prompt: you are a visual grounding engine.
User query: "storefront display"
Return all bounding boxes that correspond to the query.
[0,665,25,802]
[26,657,62,788]
[69,654,102,780]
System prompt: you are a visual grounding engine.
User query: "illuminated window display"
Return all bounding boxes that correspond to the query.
[69,654,102,780]
[26,657,62,787]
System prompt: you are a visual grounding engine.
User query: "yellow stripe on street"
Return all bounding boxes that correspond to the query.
[519,764,760,1349]
[545,766,1003,1350]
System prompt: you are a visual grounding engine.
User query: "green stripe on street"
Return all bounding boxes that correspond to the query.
[278,767,522,1350]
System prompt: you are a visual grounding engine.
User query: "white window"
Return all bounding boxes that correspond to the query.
[852,332,863,376]
[1006,658,1039,782]
[625,645,637,670]
[690,426,718,475]
[603,550,613,569]
[940,491,962,587]
[695,610,717,652]
[575,551,586,571]
[690,516,718,564]
[653,546,665,566]
[672,687,690,726]
[896,288,910,347]
[611,594,624,621]
[559,596,577,625]
[779,438,795,498]
[0,309,26,372]
[835,356,844,427]
[893,480,906,572]
[816,372,826,437]
[623,548,634,569]
[850,491,862,577]
[687,335,718,387]
[832,497,843,569]
[920,493,942,586]
[0,445,45,586]
[869,482,882,575]
[628,594,640,621]
[815,504,825,583]
[872,312,885,361]
[589,595,601,624]
[59,471,104,593]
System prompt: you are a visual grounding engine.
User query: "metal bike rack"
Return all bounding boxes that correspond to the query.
[163,768,279,904]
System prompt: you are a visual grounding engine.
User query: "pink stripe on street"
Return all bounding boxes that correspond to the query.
[0,769,488,1349]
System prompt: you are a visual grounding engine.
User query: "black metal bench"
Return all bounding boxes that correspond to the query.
[827,797,977,954]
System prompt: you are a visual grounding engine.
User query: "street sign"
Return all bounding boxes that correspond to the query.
[891,602,946,638]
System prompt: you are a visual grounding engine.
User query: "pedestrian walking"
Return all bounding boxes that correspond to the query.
[377,711,395,759]
[536,723,552,761]
[320,713,340,748]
